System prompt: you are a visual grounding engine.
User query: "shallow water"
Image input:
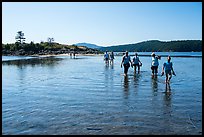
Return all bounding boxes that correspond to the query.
[2,53,202,135]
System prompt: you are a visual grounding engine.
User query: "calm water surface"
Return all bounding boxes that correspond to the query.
[2,52,202,135]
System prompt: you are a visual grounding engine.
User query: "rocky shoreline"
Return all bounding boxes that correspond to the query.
[2,48,103,56]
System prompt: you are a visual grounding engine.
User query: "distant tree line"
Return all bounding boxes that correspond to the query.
[99,40,202,52]
[2,42,103,56]
[3,42,64,52]
[2,31,103,56]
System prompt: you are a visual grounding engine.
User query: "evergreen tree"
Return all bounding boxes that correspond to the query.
[15,31,26,44]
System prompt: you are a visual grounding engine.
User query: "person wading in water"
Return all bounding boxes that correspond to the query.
[121,51,132,76]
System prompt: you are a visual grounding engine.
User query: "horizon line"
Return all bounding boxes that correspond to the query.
[2,39,202,47]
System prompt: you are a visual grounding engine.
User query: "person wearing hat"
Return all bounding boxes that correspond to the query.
[121,51,132,76]
[132,52,142,74]
[161,55,176,84]
[151,52,161,77]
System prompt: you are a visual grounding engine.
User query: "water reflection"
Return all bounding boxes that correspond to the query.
[132,73,141,95]
[151,75,158,95]
[104,64,110,89]
[162,83,172,125]
[110,63,114,69]
[2,57,63,67]
[104,63,115,89]
[2,55,202,135]
[133,73,140,87]
[163,84,172,108]
[18,65,26,85]
[123,75,129,99]
[104,63,109,69]
[165,83,171,93]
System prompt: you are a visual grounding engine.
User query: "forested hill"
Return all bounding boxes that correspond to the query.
[99,40,202,52]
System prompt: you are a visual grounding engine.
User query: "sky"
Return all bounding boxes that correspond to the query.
[2,2,202,47]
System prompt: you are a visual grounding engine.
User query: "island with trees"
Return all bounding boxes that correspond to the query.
[2,31,103,56]
[2,42,103,56]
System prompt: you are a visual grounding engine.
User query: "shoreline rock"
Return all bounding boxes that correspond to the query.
[2,48,103,56]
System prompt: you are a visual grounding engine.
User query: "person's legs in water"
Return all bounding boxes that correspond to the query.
[165,70,172,83]
[124,64,130,76]
[124,65,127,76]
[151,66,154,77]
[138,64,140,74]
[152,66,157,77]
[165,73,169,83]
[133,64,136,74]
[105,58,109,65]
[111,59,114,65]
[155,66,158,76]
[168,71,172,83]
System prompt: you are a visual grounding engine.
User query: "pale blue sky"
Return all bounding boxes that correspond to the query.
[2,2,202,46]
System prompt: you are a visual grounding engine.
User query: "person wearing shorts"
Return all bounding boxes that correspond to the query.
[121,51,132,76]
[109,51,115,65]
[151,52,161,77]
[132,52,142,74]
[161,56,176,84]
[104,51,109,65]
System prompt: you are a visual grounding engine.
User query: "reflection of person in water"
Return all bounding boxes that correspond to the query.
[165,82,171,93]
[104,63,109,88]
[132,74,140,95]
[151,76,158,94]
[164,85,172,107]
[123,75,129,98]
[133,74,140,87]
[162,83,172,127]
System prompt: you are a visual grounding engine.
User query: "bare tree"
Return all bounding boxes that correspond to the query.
[47,37,54,44]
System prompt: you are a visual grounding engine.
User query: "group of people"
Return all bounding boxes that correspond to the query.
[104,51,176,84]
[121,51,142,76]
[104,51,115,65]
[150,52,176,83]
[70,51,76,58]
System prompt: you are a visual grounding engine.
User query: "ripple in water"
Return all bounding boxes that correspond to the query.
[2,55,202,135]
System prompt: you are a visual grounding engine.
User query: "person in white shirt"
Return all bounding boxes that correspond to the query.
[151,52,161,77]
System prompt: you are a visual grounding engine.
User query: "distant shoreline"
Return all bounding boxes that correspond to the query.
[2,52,201,58]
[130,54,202,58]
[29,53,104,57]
